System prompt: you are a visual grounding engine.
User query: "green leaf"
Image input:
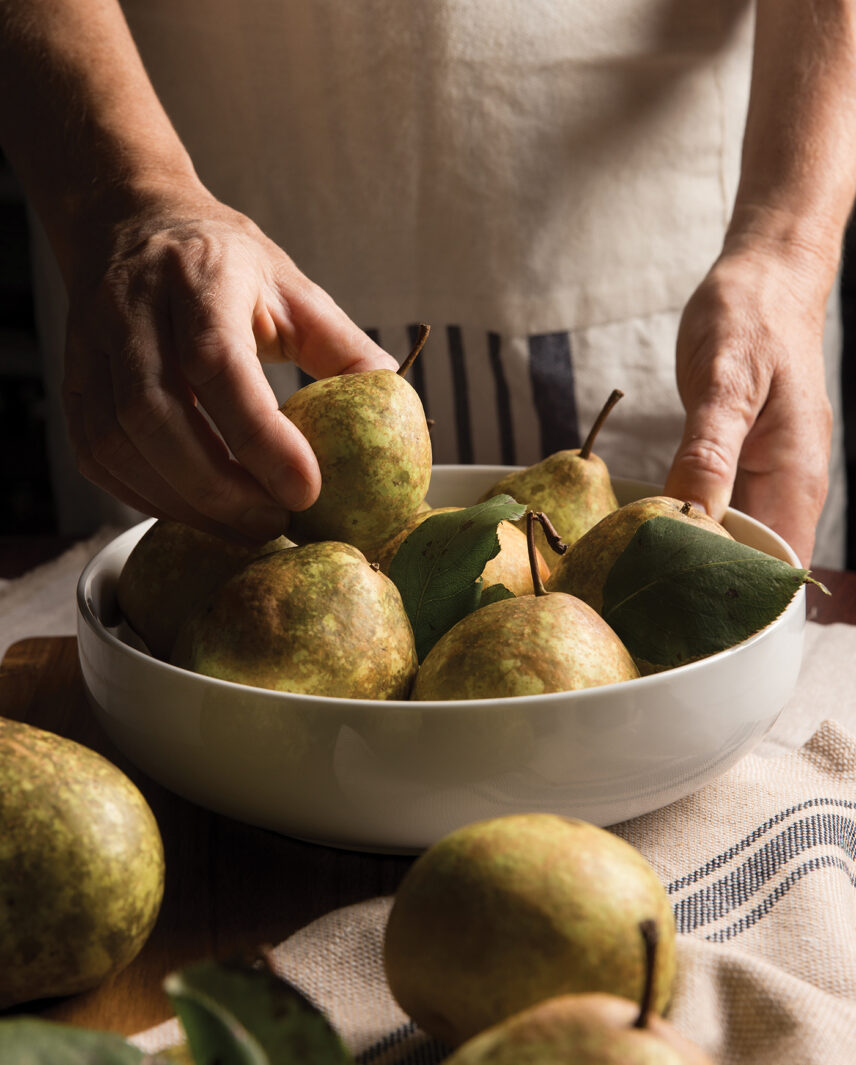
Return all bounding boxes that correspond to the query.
[0,1018,157,1065]
[478,582,516,608]
[164,956,352,1065]
[601,516,811,670]
[388,495,527,661]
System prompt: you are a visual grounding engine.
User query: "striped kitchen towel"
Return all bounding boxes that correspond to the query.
[132,719,856,1065]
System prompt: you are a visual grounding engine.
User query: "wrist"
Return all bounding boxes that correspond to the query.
[722,201,846,306]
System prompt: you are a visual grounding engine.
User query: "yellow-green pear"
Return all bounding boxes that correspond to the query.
[172,542,417,699]
[443,992,713,1065]
[117,519,292,659]
[383,813,676,1048]
[279,327,432,557]
[477,390,623,567]
[546,496,733,614]
[0,719,164,1008]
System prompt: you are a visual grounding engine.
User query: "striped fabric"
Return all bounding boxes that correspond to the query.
[132,722,856,1065]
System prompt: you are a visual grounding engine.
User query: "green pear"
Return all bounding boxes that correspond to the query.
[279,327,432,557]
[374,507,550,597]
[444,992,712,1065]
[0,718,164,1008]
[477,390,623,567]
[546,496,733,614]
[410,591,638,700]
[383,813,676,1048]
[117,519,293,659]
[172,542,418,699]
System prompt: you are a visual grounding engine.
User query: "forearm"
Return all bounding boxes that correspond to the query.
[0,0,199,278]
[726,0,856,300]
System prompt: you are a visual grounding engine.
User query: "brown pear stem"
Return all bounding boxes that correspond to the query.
[398,323,431,376]
[579,388,624,460]
[535,512,569,557]
[526,512,549,596]
[633,919,658,1029]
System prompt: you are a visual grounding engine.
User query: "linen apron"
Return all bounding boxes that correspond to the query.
[32,0,846,564]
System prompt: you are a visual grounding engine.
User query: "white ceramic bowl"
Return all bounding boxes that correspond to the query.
[77,467,805,853]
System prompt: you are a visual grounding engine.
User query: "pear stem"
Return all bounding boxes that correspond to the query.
[526,512,567,595]
[633,919,658,1029]
[579,388,624,460]
[398,323,431,377]
[526,512,548,596]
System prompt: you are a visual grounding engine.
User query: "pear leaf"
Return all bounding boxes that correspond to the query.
[478,581,516,608]
[0,1017,162,1064]
[389,495,527,661]
[164,956,352,1065]
[601,516,812,670]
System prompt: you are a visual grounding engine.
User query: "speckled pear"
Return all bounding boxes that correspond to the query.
[546,495,733,613]
[279,327,432,556]
[0,718,164,1008]
[383,814,677,1048]
[172,541,418,699]
[477,390,624,567]
[443,992,713,1065]
[118,519,293,659]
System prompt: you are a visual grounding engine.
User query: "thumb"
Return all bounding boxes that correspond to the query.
[664,403,749,521]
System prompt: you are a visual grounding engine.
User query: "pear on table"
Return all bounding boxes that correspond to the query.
[443,921,713,1065]
[383,813,677,1049]
[279,324,433,557]
[477,389,624,568]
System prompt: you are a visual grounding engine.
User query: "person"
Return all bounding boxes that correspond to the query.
[1,0,854,566]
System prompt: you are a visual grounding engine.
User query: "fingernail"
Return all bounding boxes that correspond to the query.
[238,505,292,541]
[272,466,314,511]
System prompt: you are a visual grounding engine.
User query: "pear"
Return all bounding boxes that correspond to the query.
[546,496,733,614]
[477,389,623,567]
[383,813,676,1048]
[374,506,550,597]
[279,325,433,556]
[410,513,638,700]
[0,718,164,1008]
[172,541,418,699]
[117,519,293,659]
[443,923,713,1064]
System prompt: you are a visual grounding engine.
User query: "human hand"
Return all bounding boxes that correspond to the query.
[61,184,399,542]
[664,243,834,566]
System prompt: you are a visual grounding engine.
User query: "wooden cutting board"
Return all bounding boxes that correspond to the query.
[0,636,412,1036]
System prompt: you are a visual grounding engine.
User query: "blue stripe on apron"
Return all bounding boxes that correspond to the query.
[446,325,473,464]
[487,331,516,466]
[527,331,580,456]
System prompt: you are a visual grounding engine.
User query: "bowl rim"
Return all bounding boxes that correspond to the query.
[76,467,806,712]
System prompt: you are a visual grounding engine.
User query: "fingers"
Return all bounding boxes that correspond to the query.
[61,209,401,541]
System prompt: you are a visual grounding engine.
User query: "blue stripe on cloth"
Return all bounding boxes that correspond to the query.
[356,1021,451,1065]
[527,331,579,457]
[487,331,516,465]
[667,796,856,894]
[446,325,474,464]
[705,853,856,942]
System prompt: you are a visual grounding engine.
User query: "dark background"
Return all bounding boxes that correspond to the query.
[3,150,856,568]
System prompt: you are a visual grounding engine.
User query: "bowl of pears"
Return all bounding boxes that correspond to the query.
[77,328,812,852]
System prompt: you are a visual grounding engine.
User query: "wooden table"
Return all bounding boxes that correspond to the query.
[0,537,853,1038]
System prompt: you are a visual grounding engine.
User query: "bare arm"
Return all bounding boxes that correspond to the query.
[0,0,397,541]
[665,0,856,565]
